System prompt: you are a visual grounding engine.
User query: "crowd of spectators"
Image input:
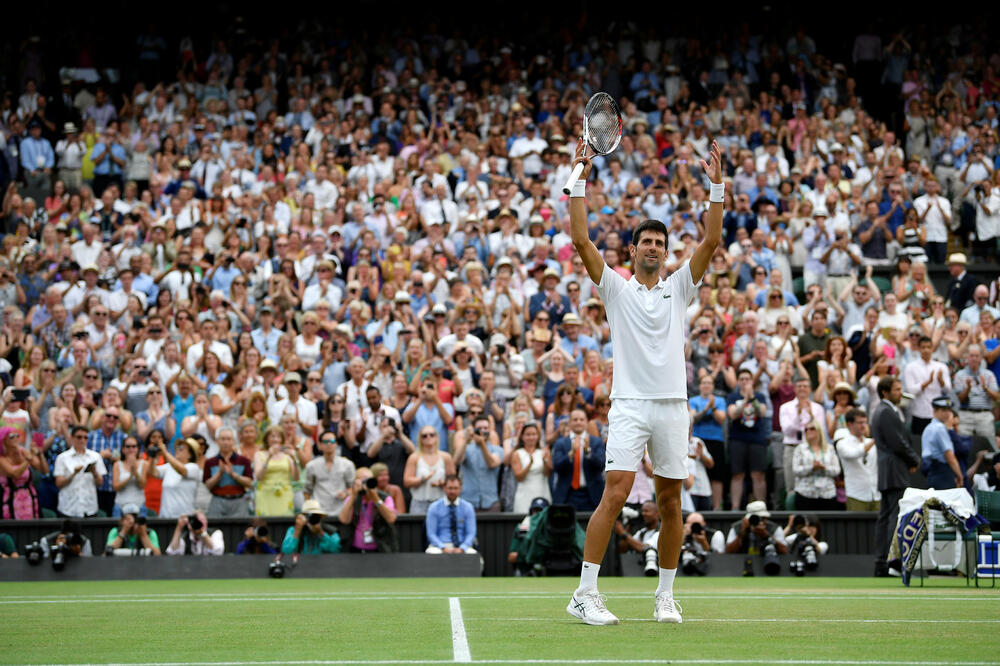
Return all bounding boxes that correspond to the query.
[1,20,1000,555]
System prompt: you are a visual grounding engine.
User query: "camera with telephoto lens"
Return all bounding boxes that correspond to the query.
[761,541,781,576]
[188,514,203,531]
[254,525,269,539]
[269,560,286,578]
[24,541,44,565]
[51,542,70,571]
[789,531,818,576]
[364,477,378,490]
[307,513,323,526]
[641,546,659,576]
[680,524,710,576]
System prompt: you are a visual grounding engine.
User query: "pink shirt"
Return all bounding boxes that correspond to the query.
[352,495,396,551]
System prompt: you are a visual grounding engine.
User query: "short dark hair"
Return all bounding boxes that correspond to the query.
[737,368,753,380]
[844,408,867,424]
[632,219,668,245]
[71,425,89,437]
[876,376,899,399]
[444,473,461,485]
[918,335,932,346]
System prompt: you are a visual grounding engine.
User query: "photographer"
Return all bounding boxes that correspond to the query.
[783,514,826,576]
[679,512,725,576]
[53,425,105,517]
[105,504,161,555]
[236,518,278,554]
[165,511,224,555]
[282,499,341,554]
[614,500,660,576]
[725,500,788,555]
[338,467,399,552]
[38,519,93,568]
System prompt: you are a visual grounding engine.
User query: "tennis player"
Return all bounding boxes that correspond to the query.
[566,140,723,625]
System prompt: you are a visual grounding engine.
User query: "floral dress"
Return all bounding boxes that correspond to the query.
[1,464,39,519]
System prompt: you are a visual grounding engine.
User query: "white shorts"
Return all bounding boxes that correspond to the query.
[606,398,690,480]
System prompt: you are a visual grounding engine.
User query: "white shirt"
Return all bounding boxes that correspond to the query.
[835,431,880,502]
[185,340,234,375]
[596,261,697,399]
[307,179,339,210]
[912,194,950,243]
[877,310,909,333]
[165,529,225,556]
[436,333,484,358]
[54,448,105,517]
[71,239,103,268]
[268,395,319,432]
[336,380,370,422]
[157,462,200,519]
[902,357,951,419]
[302,282,343,312]
[359,404,402,453]
[509,135,548,175]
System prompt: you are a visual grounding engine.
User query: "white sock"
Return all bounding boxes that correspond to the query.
[656,567,677,596]
[576,561,601,594]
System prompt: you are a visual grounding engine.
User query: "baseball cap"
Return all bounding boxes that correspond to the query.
[284,372,302,384]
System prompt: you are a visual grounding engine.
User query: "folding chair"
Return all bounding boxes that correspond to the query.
[973,490,1000,588]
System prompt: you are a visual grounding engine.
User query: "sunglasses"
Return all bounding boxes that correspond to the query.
[85,374,98,379]
[105,414,120,420]
[122,444,138,449]
[42,368,56,372]
[320,438,336,444]
[420,433,436,439]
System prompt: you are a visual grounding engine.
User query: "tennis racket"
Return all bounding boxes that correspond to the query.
[562,92,623,195]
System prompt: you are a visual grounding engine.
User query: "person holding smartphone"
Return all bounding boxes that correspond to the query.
[53,425,105,517]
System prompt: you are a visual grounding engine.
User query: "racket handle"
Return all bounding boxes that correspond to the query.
[562,162,585,196]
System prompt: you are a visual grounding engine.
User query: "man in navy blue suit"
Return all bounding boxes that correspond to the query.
[552,409,605,512]
[528,268,571,326]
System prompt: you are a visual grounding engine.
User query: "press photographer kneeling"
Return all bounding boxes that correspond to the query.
[165,512,224,556]
[25,519,93,570]
[725,501,788,575]
[615,501,661,576]
[282,499,341,554]
[679,512,725,576]
[105,504,161,556]
[784,514,827,576]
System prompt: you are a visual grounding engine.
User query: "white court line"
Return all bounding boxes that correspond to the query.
[47,659,996,666]
[449,597,471,663]
[2,592,997,604]
[466,617,1000,624]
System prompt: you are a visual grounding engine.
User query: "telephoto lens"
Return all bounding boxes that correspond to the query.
[307,513,323,526]
[365,477,378,489]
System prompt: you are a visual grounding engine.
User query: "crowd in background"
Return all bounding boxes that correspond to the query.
[1,19,1000,540]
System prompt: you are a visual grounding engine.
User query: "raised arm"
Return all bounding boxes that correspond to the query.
[569,143,606,285]
[690,141,724,283]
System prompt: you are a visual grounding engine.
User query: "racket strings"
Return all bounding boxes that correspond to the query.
[584,95,622,155]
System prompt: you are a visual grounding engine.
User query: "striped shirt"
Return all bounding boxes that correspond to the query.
[953,367,998,411]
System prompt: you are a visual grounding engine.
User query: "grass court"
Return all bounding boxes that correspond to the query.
[1,576,997,665]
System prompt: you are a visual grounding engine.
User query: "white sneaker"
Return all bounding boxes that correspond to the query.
[567,590,620,625]
[654,593,683,623]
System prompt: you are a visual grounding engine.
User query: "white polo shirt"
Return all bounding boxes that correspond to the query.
[596,261,697,400]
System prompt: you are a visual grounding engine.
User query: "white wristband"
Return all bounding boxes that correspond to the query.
[571,180,586,198]
[709,182,725,203]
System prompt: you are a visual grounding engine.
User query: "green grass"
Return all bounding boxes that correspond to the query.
[1,577,998,665]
